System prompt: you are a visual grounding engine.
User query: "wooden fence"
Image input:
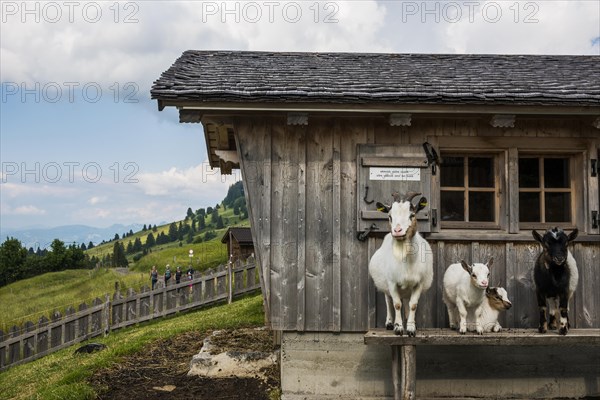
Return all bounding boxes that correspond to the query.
[0,258,261,371]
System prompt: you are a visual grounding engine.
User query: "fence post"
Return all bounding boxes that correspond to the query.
[103,294,111,336]
[228,256,233,304]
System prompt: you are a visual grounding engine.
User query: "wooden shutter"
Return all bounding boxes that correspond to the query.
[357,144,433,235]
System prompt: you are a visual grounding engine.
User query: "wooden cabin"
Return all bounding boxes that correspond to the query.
[152,51,600,399]
[221,226,254,262]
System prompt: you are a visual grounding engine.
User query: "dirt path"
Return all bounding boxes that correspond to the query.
[89,329,279,400]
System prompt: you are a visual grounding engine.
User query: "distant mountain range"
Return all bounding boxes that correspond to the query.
[1,224,143,249]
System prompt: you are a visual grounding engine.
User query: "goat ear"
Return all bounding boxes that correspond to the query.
[532,230,544,244]
[567,228,578,242]
[460,260,472,274]
[414,196,428,213]
[486,257,494,268]
[376,202,390,213]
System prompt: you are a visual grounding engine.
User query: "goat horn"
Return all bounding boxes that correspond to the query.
[404,191,421,202]
[392,192,402,202]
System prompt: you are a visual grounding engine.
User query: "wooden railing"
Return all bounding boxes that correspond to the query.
[0,258,260,371]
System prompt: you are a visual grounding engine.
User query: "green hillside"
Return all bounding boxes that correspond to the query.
[0,268,146,331]
[0,182,251,331]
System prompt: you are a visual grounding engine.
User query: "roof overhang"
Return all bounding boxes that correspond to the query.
[161,101,600,174]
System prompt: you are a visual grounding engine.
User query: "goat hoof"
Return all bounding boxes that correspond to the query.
[385,322,394,330]
[407,330,416,337]
[394,324,403,336]
[559,327,568,335]
[538,326,547,334]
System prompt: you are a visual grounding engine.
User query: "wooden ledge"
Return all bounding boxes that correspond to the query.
[364,328,600,346]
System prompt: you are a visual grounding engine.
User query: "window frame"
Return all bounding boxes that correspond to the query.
[433,137,589,235]
[440,152,504,230]
[517,153,579,230]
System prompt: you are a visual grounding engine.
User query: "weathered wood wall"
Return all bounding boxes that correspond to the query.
[234,115,599,332]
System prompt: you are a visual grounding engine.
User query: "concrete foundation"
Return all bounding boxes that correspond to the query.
[281,332,600,399]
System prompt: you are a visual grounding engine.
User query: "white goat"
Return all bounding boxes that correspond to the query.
[443,259,492,334]
[466,286,512,333]
[368,192,433,336]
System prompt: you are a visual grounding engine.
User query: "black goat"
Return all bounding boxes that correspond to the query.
[532,227,579,335]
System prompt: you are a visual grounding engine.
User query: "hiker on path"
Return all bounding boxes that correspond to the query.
[150,266,158,290]
[175,266,182,284]
[164,264,172,286]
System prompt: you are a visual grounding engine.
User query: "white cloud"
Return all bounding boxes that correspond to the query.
[136,162,240,196]
[11,205,47,216]
[0,1,390,91]
[443,1,600,55]
[0,182,78,198]
[88,196,107,205]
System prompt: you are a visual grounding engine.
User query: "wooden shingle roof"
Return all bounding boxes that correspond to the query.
[221,227,253,245]
[151,51,600,107]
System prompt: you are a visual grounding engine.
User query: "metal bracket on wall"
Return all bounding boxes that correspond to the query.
[591,159,597,177]
[357,224,378,242]
[592,211,598,229]
[423,142,440,176]
[363,185,374,204]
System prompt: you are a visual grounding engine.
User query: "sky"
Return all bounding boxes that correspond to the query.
[1,0,599,231]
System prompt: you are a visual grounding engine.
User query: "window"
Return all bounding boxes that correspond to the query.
[519,156,573,226]
[440,155,500,228]
[436,138,587,234]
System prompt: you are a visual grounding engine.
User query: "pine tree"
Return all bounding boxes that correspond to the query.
[133,237,143,252]
[146,233,156,248]
[87,241,95,249]
[112,241,128,267]
[168,222,178,242]
[211,208,219,224]
[143,224,147,231]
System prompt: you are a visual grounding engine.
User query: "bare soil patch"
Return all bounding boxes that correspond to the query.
[90,329,279,400]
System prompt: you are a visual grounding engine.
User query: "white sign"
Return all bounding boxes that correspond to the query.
[369,167,421,181]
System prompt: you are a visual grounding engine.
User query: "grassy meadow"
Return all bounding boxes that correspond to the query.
[0,205,250,332]
[0,293,264,400]
[0,268,148,331]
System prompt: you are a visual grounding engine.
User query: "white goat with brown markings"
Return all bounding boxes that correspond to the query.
[466,286,512,333]
[443,259,492,334]
[368,192,433,336]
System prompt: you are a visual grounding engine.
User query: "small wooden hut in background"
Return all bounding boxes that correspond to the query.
[152,51,599,399]
[221,227,254,262]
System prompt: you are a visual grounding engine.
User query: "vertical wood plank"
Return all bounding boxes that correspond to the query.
[587,141,599,234]
[514,243,538,328]
[270,122,284,326]
[505,242,517,328]
[296,125,307,331]
[436,242,447,328]
[235,118,272,325]
[340,119,368,331]
[428,136,441,233]
[304,119,334,331]
[332,121,342,332]
[508,147,520,233]
[573,243,598,328]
